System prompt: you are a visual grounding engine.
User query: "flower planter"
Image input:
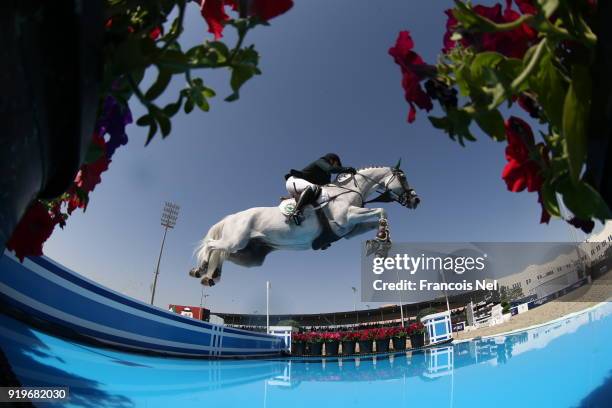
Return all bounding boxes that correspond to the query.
[325,341,339,356]
[341,340,356,355]
[358,340,373,354]
[409,333,425,349]
[392,337,406,351]
[0,1,103,253]
[292,342,305,355]
[375,339,390,353]
[308,342,323,356]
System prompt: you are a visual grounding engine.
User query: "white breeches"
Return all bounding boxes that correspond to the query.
[285,176,314,196]
[285,176,329,203]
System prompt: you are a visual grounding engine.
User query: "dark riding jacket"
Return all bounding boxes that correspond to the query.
[285,158,352,185]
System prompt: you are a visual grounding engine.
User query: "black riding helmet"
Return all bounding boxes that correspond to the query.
[323,153,342,167]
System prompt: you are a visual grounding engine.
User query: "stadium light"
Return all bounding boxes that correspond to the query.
[150,202,180,305]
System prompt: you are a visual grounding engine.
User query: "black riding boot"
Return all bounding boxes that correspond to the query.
[290,186,321,225]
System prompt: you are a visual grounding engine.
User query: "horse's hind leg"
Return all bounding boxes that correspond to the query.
[200,228,251,286]
[200,249,225,286]
[189,242,211,278]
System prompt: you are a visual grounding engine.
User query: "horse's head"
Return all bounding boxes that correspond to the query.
[384,159,420,209]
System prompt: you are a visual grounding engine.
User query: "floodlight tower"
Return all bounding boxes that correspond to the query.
[150,202,180,305]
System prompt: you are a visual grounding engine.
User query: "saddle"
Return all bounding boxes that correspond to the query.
[278,198,341,250]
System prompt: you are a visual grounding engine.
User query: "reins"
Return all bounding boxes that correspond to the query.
[319,170,409,207]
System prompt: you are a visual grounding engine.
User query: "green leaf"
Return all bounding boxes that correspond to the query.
[562,65,591,181]
[112,37,151,75]
[145,121,158,146]
[428,108,476,146]
[203,87,216,98]
[196,98,210,112]
[536,0,559,18]
[226,65,257,101]
[207,41,230,58]
[451,3,487,30]
[529,50,565,130]
[145,68,172,101]
[147,105,172,139]
[157,49,190,73]
[184,98,194,114]
[428,116,449,130]
[136,114,153,127]
[474,109,505,141]
[163,101,181,117]
[541,180,561,217]
[471,52,504,83]
[559,177,612,222]
[158,114,171,137]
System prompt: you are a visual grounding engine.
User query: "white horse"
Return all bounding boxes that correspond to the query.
[189,162,420,286]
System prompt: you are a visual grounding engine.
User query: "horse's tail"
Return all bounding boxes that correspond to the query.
[195,217,226,265]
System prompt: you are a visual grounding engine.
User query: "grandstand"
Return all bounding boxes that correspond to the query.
[214,290,490,331]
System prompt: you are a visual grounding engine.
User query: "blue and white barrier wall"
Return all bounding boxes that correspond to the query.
[0,252,283,358]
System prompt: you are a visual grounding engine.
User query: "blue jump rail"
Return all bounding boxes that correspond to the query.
[0,252,283,358]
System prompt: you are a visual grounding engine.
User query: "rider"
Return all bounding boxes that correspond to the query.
[285,153,356,224]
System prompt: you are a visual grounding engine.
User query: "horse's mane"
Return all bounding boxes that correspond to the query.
[328,165,391,187]
[357,165,390,171]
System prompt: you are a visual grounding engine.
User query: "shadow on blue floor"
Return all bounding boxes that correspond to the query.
[576,371,612,408]
[0,314,132,408]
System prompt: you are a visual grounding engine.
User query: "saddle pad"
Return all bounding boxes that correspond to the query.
[278,195,330,216]
[278,198,297,216]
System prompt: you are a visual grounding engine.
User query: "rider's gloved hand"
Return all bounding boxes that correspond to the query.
[342,167,357,174]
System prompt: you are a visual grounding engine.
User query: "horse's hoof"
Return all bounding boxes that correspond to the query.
[189,262,208,278]
[201,277,215,287]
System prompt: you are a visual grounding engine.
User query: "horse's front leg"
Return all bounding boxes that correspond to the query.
[342,221,379,240]
[346,207,389,240]
[345,206,387,226]
[346,207,392,258]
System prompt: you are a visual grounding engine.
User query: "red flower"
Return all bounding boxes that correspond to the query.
[389,31,433,123]
[501,117,543,192]
[514,0,538,15]
[358,330,372,341]
[443,9,470,54]
[149,26,162,40]
[321,332,341,342]
[75,135,110,196]
[443,2,537,59]
[200,0,293,39]
[407,322,425,335]
[517,93,542,119]
[6,202,58,262]
[249,0,294,21]
[200,0,231,39]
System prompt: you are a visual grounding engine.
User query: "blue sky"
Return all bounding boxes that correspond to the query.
[44,0,595,314]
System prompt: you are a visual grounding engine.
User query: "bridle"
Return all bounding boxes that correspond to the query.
[359,169,416,207]
[331,168,417,208]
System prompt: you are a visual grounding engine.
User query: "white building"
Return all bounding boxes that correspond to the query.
[499,221,612,300]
